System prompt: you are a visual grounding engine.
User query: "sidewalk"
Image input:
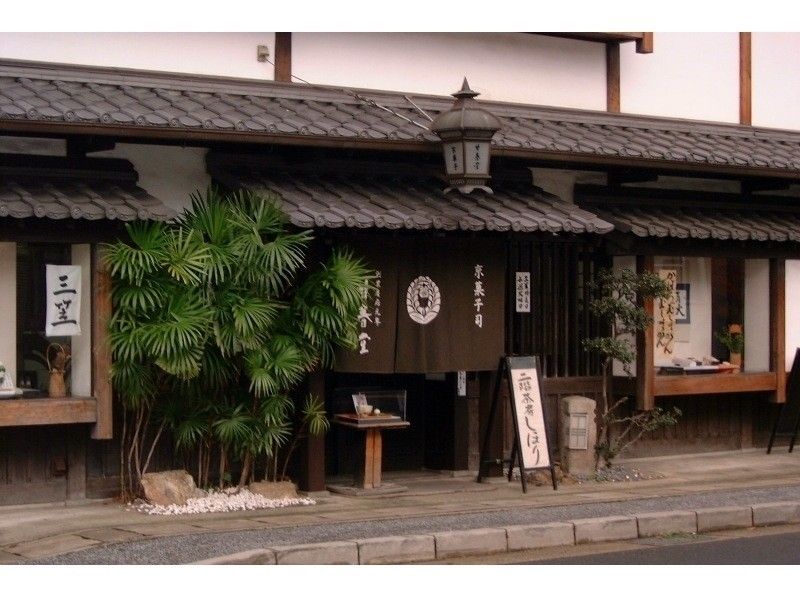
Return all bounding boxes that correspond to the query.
[1,447,800,564]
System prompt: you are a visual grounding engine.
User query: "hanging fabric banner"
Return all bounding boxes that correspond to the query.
[45,264,82,336]
[334,236,506,374]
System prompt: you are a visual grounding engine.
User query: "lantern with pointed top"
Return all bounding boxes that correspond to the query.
[431,78,502,194]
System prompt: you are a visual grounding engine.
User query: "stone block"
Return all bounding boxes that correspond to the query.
[140,470,205,506]
[636,511,697,537]
[751,501,800,527]
[248,481,298,500]
[272,541,358,565]
[573,516,638,544]
[434,528,507,559]
[695,506,752,532]
[559,395,597,475]
[357,535,435,564]
[193,549,276,565]
[506,522,575,551]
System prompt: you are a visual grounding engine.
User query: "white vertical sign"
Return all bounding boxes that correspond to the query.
[46,265,82,336]
[457,371,467,397]
[515,272,531,313]
[509,365,550,469]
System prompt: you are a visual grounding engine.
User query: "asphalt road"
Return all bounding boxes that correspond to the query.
[527,530,800,565]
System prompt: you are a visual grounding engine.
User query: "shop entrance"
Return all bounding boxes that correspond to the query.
[324,372,473,481]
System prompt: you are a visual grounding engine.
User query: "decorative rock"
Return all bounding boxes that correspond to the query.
[636,510,697,537]
[248,481,299,500]
[357,535,435,564]
[573,515,638,544]
[695,506,752,532]
[751,501,800,527]
[140,470,205,507]
[434,528,507,559]
[506,522,575,551]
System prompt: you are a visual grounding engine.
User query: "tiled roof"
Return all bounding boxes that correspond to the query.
[2,60,800,176]
[0,156,175,221]
[593,205,800,242]
[208,158,613,234]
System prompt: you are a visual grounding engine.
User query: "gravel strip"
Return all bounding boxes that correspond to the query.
[16,484,800,565]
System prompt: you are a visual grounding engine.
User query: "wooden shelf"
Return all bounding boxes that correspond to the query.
[653,372,777,397]
[0,397,97,427]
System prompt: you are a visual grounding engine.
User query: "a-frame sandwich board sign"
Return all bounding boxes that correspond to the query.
[477,355,557,493]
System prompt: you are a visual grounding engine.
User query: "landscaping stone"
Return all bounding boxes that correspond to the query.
[248,481,298,500]
[140,470,205,507]
[573,515,637,544]
[194,549,276,565]
[272,540,358,565]
[635,510,697,537]
[695,506,752,532]
[751,501,800,527]
[434,528,507,559]
[506,522,574,550]
[357,534,435,564]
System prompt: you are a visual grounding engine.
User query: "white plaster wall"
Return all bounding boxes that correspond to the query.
[0,33,276,80]
[744,259,770,372]
[752,33,800,130]
[785,260,800,371]
[95,144,210,214]
[70,245,91,397]
[293,33,607,109]
[620,33,739,123]
[0,244,16,384]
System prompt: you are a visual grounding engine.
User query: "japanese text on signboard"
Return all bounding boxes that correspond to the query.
[509,365,551,469]
[45,264,81,337]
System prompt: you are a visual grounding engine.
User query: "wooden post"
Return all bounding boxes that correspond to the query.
[770,258,786,403]
[606,42,621,113]
[740,32,752,125]
[636,255,655,411]
[636,33,654,54]
[478,368,503,477]
[91,245,113,440]
[297,369,327,492]
[274,33,292,83]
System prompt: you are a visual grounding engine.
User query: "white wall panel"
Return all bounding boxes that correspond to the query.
[752,33,800,130]
[620,32,739,123]
[744,259,770,372]
[0,33,276,79]
[293,33,606,109]
[786,260,800,371]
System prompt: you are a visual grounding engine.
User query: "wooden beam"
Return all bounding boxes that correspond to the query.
[636,33,654,54]
[91,245,114,439]
[0,398,97,427]
[636,255,655,410]
[740,32,752,125]
[274,33,292,83]
[606,42,621,113]
[653,372,776,397]
[770,257,786,403]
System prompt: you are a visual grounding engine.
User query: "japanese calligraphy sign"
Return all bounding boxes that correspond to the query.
[507,356,551,470]
[515,272,531,313]
[655,269,678,358]
[45,264,81,336]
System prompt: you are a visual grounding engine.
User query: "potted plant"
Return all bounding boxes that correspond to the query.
[716,324,744,367]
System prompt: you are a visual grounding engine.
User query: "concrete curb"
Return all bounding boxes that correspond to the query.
[191,500,800,565]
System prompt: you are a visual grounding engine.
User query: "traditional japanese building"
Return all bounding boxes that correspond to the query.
[2,32,800,503]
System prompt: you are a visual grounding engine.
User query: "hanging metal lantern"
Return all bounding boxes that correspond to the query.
[430,78,502,194]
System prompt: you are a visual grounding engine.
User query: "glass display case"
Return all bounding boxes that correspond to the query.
[332,387,407,423]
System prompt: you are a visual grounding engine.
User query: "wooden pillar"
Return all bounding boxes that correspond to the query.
[478,369,503,477]
[91,245,113,440]
[636,255,655,411]
[297,370,327,492]
[740,32,752,125]
[606,42,621,113]
[770,258,786,403]
[636,33,654,54]
[274,33,292,83]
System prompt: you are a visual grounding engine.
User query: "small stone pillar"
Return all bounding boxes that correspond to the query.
[559,395,597,475]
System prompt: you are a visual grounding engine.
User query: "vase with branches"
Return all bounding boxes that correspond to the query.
[582,268,682,471]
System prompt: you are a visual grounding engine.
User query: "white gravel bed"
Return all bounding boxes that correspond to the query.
[129,488,315,515]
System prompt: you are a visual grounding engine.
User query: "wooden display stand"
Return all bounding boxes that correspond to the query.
[329,414,410,495]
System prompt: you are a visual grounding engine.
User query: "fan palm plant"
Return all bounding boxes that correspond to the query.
[105,188,371,498]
